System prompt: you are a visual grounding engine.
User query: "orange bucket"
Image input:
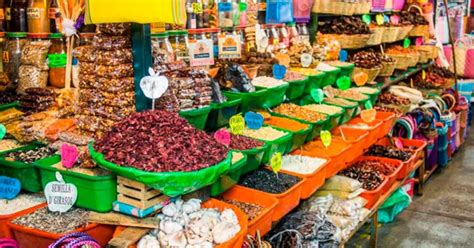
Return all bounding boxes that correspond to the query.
[221,185,278,237]
[351,156,404,195]
[7,203,115,248]
[375,111,396,135]
[0,202,45,238]
[280,158,329,199]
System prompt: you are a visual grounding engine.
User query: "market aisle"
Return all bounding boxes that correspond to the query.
[377,125,474,247]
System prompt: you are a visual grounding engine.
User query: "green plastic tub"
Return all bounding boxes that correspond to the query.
[236,144,268,175]
[179,106,212,130]
[210,152,247,197]
[301,105,344,131]
[241,130,293,164]
[320,67,341,88]
[223,89,270,113]
[257,83,289,108]
[0,101,19,111]
[270,125,312,153]
[35,156,117,212]
[339,95,370,113]
[354,87,381,106]
[285,78,308,100]
[270,112,328,142]
[206,97,242,131]
[0,144,52,192]
[328,62,355,77]
[303,72,326,94]
[323,100,359,124]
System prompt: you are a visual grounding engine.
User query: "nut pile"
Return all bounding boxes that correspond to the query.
[338,165,385,191]
[377,92,411,105]
[239,48,279,76]
[5,146,55,163]
[240,126,289,142]
[0,89,19,105]
[228,134,264,151]
[303,104,343,115]
[400,10,429,25]
[284,71,306,82]
[239,169,301,194]
[319,16,370,35]
[273,103,326,122]
[94,110,228,172]
[366,145,414,161]
[324,97,358,107]
[0,193,45,215]
[12,207,89,234]
[324,86,369,102]
[350,160,397,176]
[349,51,382,69]
[223,199,263,221]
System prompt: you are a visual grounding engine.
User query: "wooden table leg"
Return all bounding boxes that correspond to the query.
[417,158,425,196]
[370,211,379,248]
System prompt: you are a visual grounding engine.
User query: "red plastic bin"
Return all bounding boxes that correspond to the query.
[360,176,388,209]
[0,202,45,238]
[376,137,427,177]
[280,158,329,199]
[352,156,404,195]
[221,185,278,237]
[375,111,396,136]
[7,203,115,248]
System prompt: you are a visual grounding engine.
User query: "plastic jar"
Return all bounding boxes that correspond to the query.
[267,24,279,47]
[27,0,49,33]
[79,32,95,46]
[287,22,299,46]
[188,28,205,41]
[3,32,26,85]
[169,30,189,63]
[204,28,219,58]
[48,33,66,88]
[276,24,289,48]
[151,32,174,65]
[297,23,310,44]
[48,0,61,33]
[217,0,235,27]
[7,0,28,32]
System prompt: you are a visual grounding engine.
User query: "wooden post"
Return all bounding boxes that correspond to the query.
[131,24,153,111]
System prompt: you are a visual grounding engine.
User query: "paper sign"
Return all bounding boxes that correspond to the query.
[364,100,373,109]
[415,37,423,46]
[390,15,400,25]
[273,64,286,80]
[189,39,214,66]
[422,70,426,80]
[229,114,245,135]
[361,109,376,123]
[339,50,348,62]
[140,68,169,110]
[337,76,351,90]
[362,14,371,25]
[244,111,264,130]
[0,124,5,140]
[45,172,77,213]
[394,138,404,149]
[214,129,231,146]
[353,72,368,86]
[320,130,332,148]
[60,144,79,169]
[403,38,410,48]
[301,53,313,68]
[311,88,325,104]
[270,152,282,174]
[375,14,384,25]
[0,176,21,200]
[218,34,242,59]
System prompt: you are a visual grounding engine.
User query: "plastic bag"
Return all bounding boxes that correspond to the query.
[321,175,363,192]
[222,64,255,92]
[378,188,411,223]
[21,40,51,70]
[17,66,48,94]
[79,75,134,93]
[266,0,294,24]
[211,78,227,103]
[96,64,134,79]
[93,34,132,51]
[97,23,132,36]
[74,46,97,62]
[96,49,133,65]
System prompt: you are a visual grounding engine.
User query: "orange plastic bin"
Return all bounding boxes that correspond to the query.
[360,177,388,209]
[0,202,45,238]
[375,111,396,135]
[221,185,278,237]
[280,158,329,199]
[344,118,384,148]
[333,127,369,164]
[351,156,403,195]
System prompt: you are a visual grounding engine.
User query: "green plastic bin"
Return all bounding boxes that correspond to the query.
[257,83,289,108]
[303,72,327,94]
[210,152,247,196]
[236,144,268,175]
[179,106,212,130]
[35,156,117,212]
[330,62,355,77]
[339,95,370,113]
[270,112,328,142]
[323,100,359,124]
[354,87,381,106]
[0,144,51,192]
[301,105,344,130]
[223,89,270,113]
[241,131,293,164]
[270,125,312,153]
[285,78,308,100]
[206,97,242,131]
[0,101,19,111]
[320,67,341,88]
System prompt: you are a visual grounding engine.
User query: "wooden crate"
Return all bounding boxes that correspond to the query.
[117,177,169,209]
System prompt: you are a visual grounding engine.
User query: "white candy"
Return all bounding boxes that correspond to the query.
[281,155,327,174]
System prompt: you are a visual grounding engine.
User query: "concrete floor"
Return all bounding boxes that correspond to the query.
[376,125,474,247]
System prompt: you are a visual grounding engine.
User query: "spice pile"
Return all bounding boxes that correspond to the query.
[239,169,301,194]
[223,199,263,221]
[352,87,379,95]
[240,126,289,142]
[273,103,326,122]
[324,97,358,107]
[4,146,55,163]
[297,137,350,158]
[0,139,21,152]
[284,71,306,82]
[94,110,228,172]
[264,116,310,132]
[349,160,397,176]
[303,104,343,115]
[0,193,45,215]
[366,145,414,161]
[227,134,264,150]
[281,155,327,174]
[324,86,369,102]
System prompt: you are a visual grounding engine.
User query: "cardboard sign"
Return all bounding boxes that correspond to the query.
[244,111,264,130]
[270,152,282,174]
[218,34,241,59]
[0,176,21,200]
[320,130,332,148]
[214,129,231,146]
[339,50,348,62]
[229,114,245,135]
[60,144,79,169]
[273,64,287,80]
[336,76,351,90]
[140,68,169,109]
[311,88,325,104]
[300,53,313,68]
[0,124,5,140]
[45,172,77,213]
[189,39,214,66]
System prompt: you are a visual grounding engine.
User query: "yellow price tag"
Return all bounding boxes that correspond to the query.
[192,2,203,14]
[376,14,384,25]
[320,130,332,148]
[410,78,414,88]
[229,114,245,135]
[422,70,426,80]
[270,152,282,174]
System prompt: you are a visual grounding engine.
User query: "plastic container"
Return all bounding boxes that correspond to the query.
[0,202,45,238]
[333,127,369,163]
[7,204,115,248]
[344,118,384,147]
[258,132,293,164]
[320,67,341,88]
[438,144,449,167]
[257,83,289,108]
[210,152,247,196]
[327,61,355,77]
[221,185,278,237]
[206,97,242,131]
[323,99,360,123]
[280,158,328,199]
[360,176,388,209]
[437,122,449,149]
[35,156,117,212]
[236,144,268,175]
[356,87,381,106]
[0,145,50,192]
[270,111,328,142]
[303,72,326,93]
[0,101,20,111]
[285,77,308,100]
[292,0,313,22]
[353,156,403,195]
[179,106,212,130]
[223,89,270,113]
[269,125,312,153]
[375,111,397,135]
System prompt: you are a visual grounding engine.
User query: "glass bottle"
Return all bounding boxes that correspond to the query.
[48,33,66,88]
[3,32,26,86]
[27,0,49,33]
[287,22,298,46]
[297,22,309,44]
[276,24,289,48]
[9,0,28,32]
[49,0,60,33]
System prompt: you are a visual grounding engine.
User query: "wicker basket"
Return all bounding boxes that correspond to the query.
[360,0,372,14]
[409,25,429,38]
[318,33,370,49]
[312,0,337,14]
[396,25,414,41]
[379,61,397,77]
[417,49,431,63]
[341,2,356,15]
[387,53,409,70]
[367,26,384,45]
[417,45,438,59]
[351,66,381,83]
[406,52,420,67]
[381,26,399,43]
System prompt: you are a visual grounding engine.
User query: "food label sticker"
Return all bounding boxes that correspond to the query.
[361,109,376,123]
[336,76,351,90]
[60,144,79,169]
[0,124,5,140]
[47,53,67,68]
[422,70,426,80]
[189,39,214,66]
[192,2,203,14]
[214,129,231,146]
[362,14,371,25]
[0,176,21,200]
[270,152,282,174]
[390,15,400,25]
[394,138,404,149]
[353,71,368,86]
[311,88,325,104]
[45,172,77,213]
[339,49,348,62]
[229,114,245,135]
[300,53,313,68]
[364,100,373,109]
[403,38,411,48]
[375,14,384,25]
[140,68,169,109]
[218,34,241,59]
[415,37,423,46]
[244,111,264,130]
[320,130,332,148]
[273,64,286,80]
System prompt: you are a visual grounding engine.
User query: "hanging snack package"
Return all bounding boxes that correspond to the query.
[97,23,132,36]
[21,40,51,70]
[96,49,133,65]
[93,34,132,51]
[74,46,97,62]
[17,65,49,94]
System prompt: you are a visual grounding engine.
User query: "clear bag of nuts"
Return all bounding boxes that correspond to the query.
[93,34,132,51]
[74,46,97,62]
[96,49,133,65]
[17,65,48,94]
[97,23,132,36]
[96,64,134,78]
[21,40,51,70]
[79,75,134,93]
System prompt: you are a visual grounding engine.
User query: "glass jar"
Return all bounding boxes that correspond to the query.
[47,33,65,88]
[27,0,49,33]
[79,32,95,46]
[169,30,189,63]
[276,24,289,48]
[8,0,28,32]
[287,22,298,45]
[217,0,235,27]
[267,24,279,47]
[188,28,205,42]
[151,32,174,66]
[204,28,219,58]
[3,32,26,86]
[48,0,61,33]
[297,22,310,44]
